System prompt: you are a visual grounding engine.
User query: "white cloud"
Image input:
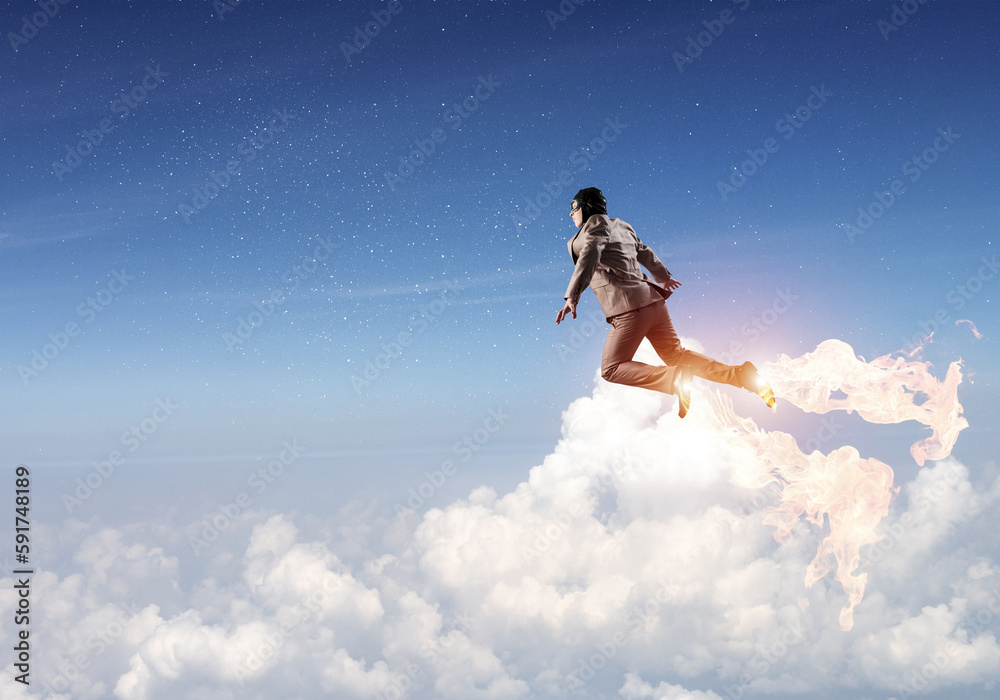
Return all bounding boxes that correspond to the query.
[619,672,723,700]
[9,340,1000,698]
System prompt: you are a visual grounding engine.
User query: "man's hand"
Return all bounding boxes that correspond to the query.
[663,278,682,292]
[556,298,577,324]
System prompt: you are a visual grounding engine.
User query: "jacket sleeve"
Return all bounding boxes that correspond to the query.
[635,236,671,285]
[563,218,609,302]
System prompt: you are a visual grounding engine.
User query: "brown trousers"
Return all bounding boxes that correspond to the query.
[601,301,739,395]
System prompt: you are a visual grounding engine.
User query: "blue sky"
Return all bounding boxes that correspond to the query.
[2,1,999,699]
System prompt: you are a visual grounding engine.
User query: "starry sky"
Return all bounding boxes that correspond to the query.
[3,0,996,470]
[2,1,999,699]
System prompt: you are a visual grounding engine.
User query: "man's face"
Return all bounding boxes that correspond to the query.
[570,200,583,228]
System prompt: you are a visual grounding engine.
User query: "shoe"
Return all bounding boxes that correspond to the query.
[736,361,775,408]
[673,368,693,419]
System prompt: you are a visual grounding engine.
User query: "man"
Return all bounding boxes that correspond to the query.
[556,187,774,418]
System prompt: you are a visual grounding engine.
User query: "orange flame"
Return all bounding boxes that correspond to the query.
[709,339,967,631]
[765,339,967,466]
[956,318,984,340]
[900,331,933,358]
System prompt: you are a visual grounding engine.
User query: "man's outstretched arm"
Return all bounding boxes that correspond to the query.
[563,219,609,303]
[558,218,609,323]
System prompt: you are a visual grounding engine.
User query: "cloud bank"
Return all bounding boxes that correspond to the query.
[3,340,999,700]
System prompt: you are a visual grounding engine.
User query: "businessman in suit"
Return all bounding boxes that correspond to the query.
[556,187,774,418]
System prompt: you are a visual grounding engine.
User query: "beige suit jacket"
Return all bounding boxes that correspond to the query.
[564,215,672,319]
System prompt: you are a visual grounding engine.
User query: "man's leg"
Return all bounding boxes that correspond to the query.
[646,302,775,407]
[643,302,741,387]
[601,303,676,394]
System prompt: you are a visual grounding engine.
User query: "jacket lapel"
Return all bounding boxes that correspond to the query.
[567,229,581,264]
